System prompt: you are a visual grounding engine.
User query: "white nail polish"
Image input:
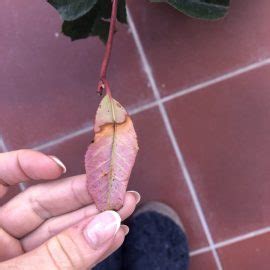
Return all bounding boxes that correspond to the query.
[84,211,121,250]
[128,191,141,204]
[49,156,67,174]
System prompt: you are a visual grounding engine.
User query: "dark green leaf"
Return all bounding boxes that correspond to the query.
[150,0,230,20]
[48,0,97,21]
[117,0,127,23]
[61,0,127,42]
[96,0,112,19]
[92,19,110,43]
[62,6,98,40]
[95,0,126,23]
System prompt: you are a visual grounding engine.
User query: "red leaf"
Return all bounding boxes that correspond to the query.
[85,94,139,211]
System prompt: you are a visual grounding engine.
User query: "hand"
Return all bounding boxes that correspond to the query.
[0,150,140,269]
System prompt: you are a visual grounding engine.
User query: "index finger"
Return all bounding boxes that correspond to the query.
[0,150,66,186]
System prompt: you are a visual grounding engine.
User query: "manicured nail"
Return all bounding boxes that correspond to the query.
[121,225,129,236]
[84,211,121,250]
[49,156,67,174]
[129,191,141,204]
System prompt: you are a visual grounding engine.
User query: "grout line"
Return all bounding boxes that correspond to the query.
[0,137,8,152]
[214,226,270,250]
[1,5,268,264]
[26,51,270,153]
[0,137,27,191]
[190,246,212,257]
[129,100,158,115]
[190,226,270,257]
[33,124,93,151]
[0,7,269,262]
[161,58,270,103]
[30,100,158,151]
[18,182,27,191]
[127,7,223,270]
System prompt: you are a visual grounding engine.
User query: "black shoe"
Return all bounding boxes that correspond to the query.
[94,202,189,270]
[93,247,122,270]
[122,202,189,270]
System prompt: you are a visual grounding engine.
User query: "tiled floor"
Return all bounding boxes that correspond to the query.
[166,64,270,242]
[0,0,152,149]
[189,252,217,270]
[128,0,270,96]
[1,0,270,269]
[218,231,270,270]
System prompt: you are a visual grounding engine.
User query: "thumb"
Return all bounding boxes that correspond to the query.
[1,211,126,270]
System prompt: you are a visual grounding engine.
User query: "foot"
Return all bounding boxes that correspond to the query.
[93,248,122,270]
[123,202,189,270]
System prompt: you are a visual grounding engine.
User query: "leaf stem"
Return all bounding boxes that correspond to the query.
[97,0,118,97]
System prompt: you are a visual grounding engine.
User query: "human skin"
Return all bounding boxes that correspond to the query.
[0,150,140,269]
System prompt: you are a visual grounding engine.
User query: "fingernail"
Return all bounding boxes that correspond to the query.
[129,191,141,204]
[84,211,121,250]
[121,225,129,236]
[49,156,67,174]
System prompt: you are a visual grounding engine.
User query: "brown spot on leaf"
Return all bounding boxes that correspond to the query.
[95,116,130,137]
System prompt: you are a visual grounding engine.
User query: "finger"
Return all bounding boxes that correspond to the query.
[0,169,139,239]
[0,211,124,270]
[0,150,66,186]
[22,191,140,251]
[118,191,140,220]
[0,174,92,238]
[22,204,98,251]
[0,228,23,262]
[95,225,129,267]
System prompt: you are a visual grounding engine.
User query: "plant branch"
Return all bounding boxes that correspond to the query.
[97,0,119,96]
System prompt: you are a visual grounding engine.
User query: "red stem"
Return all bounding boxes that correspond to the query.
[97,0,118,96]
